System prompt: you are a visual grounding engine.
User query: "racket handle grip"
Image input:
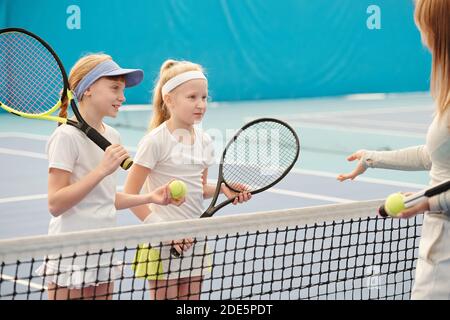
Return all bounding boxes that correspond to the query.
[378,205,388,218]
[170,247,181,258]
[85,126,133,170]
[120,158,134,170]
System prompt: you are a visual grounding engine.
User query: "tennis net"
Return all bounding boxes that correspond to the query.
[0,199,421,300]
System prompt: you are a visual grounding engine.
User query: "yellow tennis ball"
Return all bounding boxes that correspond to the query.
[384,193,406,217]
[169,180,187,200]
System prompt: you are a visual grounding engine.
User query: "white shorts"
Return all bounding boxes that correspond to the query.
[35,252,123,289]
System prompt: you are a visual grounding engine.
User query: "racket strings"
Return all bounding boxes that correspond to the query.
[0,31,64,114]
[223,121,298,192]
[1,37,50,104]
[10,34,62,113]
[4,33,62,104]
[0,35,60,113]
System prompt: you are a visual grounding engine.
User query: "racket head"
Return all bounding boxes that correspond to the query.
[0,28,69,118]
[174,118,299,254]
[220,118,300,194]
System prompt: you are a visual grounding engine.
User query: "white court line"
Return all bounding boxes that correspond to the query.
[0,186,122,204]
[343,92,429,101]
[278,105,434,118]
[0,132,48,141]
[269,188,353,203]
[297,117,429,130]
[344,93,388,101]
[0,148,47,159]
[244,105,433,123]
[287,122,426,138]
[0,194,47,204]
[0,132,138,154]
[291,168,427,189]
[119,104,152,112]
[0,273,47,290]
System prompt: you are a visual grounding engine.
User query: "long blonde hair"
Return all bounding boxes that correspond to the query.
[149,59,205,130]
[414,0,450,121]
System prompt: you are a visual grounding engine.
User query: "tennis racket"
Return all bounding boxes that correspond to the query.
[171,118,300,257]
[0,28,133,170]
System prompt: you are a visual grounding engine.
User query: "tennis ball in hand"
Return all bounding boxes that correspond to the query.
[384,193,406,217]
[169,180,187,200]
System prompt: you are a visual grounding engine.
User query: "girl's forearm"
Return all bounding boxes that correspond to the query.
[115,192,154,210]
[48,169,105,217]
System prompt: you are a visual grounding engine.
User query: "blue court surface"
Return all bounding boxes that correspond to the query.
[0,93,431,239]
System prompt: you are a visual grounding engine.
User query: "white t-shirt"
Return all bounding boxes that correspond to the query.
[134,122,215,222]
[46,123,121,235]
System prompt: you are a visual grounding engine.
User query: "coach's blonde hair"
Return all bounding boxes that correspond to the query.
[414,0,450,122]
[149,59,205,130]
